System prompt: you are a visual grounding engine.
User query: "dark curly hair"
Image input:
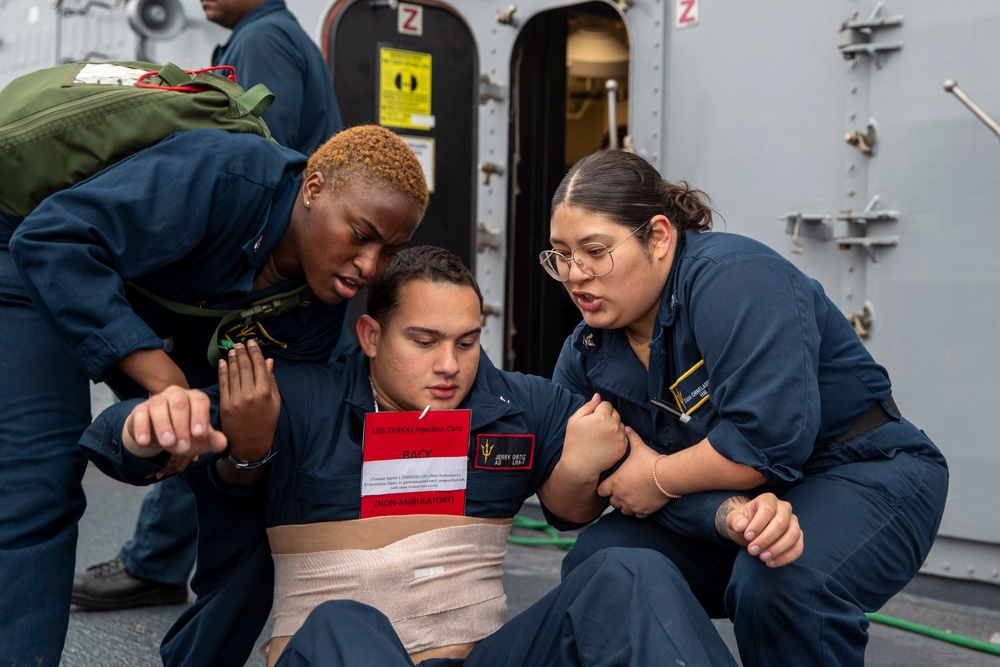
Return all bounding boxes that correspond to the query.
[367,246,482,324]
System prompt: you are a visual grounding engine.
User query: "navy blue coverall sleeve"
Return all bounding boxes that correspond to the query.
[553,332,738,543]
[81,395,224,485]
[683,254,823,482]
[9,131,279,382]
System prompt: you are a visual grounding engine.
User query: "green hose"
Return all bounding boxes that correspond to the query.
[507,514,577,550]
[508,515,1000,656]
[866,611,1000,656]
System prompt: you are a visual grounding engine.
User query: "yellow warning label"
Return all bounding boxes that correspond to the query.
[379,48,433,130]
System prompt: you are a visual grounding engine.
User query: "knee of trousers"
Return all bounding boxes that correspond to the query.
[0,458,87,550]
[570,547,687,593]
[724,554,833,621]
[560,513,641,578]
[561,539,595,578]
[300,600,395,640]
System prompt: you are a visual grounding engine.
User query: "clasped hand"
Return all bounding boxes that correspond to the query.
[596,429,670,518]
[561,394,629,482]
[126,386,225,457]
[717,493,804,568]
[126,340,280,463]
[598,430,804,567]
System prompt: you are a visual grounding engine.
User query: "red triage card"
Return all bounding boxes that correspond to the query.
[361,409,471,518]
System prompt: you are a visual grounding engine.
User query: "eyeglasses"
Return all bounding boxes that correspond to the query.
[538,219,652,282]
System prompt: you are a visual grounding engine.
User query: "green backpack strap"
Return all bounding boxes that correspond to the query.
[207,285,314,365]
[126,281,230,318]
[234,84,275,118]
[126,282,314,366]
[156,62,275,119]
[155,62,192,87]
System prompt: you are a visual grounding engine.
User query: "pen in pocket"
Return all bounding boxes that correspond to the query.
[651,397,691,424]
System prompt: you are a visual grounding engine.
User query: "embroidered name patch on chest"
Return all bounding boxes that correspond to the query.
[474,434,534,470]
[670,359,711,414]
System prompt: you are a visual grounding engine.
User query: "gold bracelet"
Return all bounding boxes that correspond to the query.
[652,454,682,499]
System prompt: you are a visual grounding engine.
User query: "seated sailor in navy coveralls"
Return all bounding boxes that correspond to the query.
[0,124,427,666]
[540,149,949,667]
[82,246,804,666]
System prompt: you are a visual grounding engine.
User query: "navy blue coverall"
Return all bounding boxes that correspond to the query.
[120,0,345,617]
[82,349,740,666]
[0,129,345,666]
[212,0,341,155]
[554,231,949,667]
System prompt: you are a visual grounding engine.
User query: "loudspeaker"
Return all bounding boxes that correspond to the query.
[128,0,186,41]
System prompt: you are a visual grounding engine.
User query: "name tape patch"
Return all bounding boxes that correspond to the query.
[474,434,534,470]
[670,359,711,414]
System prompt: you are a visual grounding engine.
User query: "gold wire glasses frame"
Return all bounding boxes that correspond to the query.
[538,218,653,282]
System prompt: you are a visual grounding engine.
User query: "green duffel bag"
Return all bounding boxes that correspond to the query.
[0,60,275,217]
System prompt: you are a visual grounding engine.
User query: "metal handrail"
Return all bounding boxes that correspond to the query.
[944,79,1000,141]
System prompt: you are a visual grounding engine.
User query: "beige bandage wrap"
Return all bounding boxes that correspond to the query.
[269,521,511,656]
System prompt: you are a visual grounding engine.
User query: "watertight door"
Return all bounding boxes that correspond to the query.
[322,0,477,269]
[506,4,630,376]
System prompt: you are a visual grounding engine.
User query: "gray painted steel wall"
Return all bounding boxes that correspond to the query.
[3,0,996,584]
[649,0,1000,584]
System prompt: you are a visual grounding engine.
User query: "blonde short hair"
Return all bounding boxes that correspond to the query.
[307,124,429,215]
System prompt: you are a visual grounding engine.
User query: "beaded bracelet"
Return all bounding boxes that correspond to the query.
[652,454,682,499]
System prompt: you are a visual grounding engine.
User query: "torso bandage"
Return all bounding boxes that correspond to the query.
[268,521,512,654]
